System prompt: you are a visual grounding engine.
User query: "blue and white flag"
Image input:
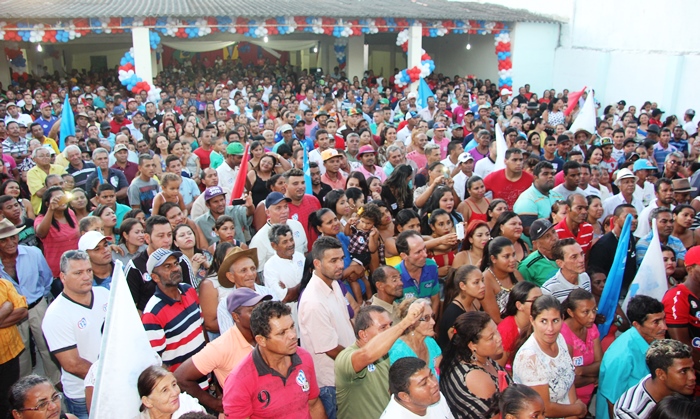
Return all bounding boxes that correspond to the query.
[597,213,633,336]
[622,219,667,312]
[58,94,75,151]
[303,146,313,195]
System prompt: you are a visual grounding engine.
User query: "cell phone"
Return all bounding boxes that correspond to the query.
[455,223,465,241]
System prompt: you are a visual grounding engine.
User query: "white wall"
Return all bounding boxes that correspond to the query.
[422,33,499,81]
[511,22,558,96]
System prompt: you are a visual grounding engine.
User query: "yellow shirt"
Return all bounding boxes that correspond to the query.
[0,278,27,364]
[40,137,60,154]
[27,164,67,214]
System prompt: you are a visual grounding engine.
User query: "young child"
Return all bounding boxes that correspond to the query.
[207,215,248,254]
[61,173,75,192]
[152,172,186,217]
[79,215,103,236]
[209,137,226,170]
[346,202,384,301]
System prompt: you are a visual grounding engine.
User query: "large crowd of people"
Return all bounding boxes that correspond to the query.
[1,56,700,419]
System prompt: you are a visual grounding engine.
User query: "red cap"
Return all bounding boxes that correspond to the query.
[685,246,700,267]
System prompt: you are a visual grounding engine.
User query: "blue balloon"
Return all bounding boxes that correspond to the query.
[504,52,511,58]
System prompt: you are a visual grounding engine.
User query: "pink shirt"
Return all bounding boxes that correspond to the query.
[406,151,427,170]
[560,322,600,404]
[34,210,80,277]
[356,165,386,182]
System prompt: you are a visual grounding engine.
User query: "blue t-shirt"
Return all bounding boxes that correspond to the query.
[389,337,442,379]
[395,259,440,300]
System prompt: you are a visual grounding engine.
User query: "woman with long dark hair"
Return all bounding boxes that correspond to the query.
[35,186,79,279]
[497,281,542,369]
[440,311,512,418]
[381,164,414,218]
[491,211,529,262]
[0,179,34,219]
[173,223,212,289]
[480,236,523,324]
[419,186,464,236]
[438,265,485,350]
[113,218,146,267]
[453,220,491,269]
[457,176,490,223]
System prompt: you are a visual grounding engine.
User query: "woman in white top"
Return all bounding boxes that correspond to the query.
[135,365,205,419]
[513,295,587,419]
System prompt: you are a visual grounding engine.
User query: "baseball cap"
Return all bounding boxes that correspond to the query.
[84,94,94,99]
[614,168,638,186]
[407,92,417,99]
[451,124,464,131]
[685,246,700,267]
[113,106,125,115]
[265,192,291,209]
[600,137,613,147]
[356,145,375,156]
[203,186,225,201]
[314,110,329,120]
[478,104,492,110]
[77,112,89,119]
[99,121,111,130]
[457,152,474,163]
[465,110,474,115]
[529,219,555,241]
[226,287,272,313]
[39,102,52,110]
[78,231,112,251]
[500,88,512,96]
[71,86,81,92]
[647,125,660,134]
[146,248,183,275]
[348,108,361,116]
[623,138,637,147]
[556,135,571,144]
[5,102,17,108]
[279,124,293,133]
[405,110,419,121]
[321,149,340,161]
[294,119,306,127]
[632,159,657,172]
[433,122,446,131]
[114,144,128,153]
[617,100,626,106]
[226,142,244,156]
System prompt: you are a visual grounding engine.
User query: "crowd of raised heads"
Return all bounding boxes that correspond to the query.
[0,57,699,418]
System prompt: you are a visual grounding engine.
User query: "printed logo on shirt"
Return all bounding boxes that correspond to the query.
[294,230,300,238]
[405,292,415,299]
[292,213,299,221]
[391,203,398,210]
[424,282,434,288]
[358,236,365,244]
[296,370,310,392]
[367,363,376,372]
[211,231,217,237]
[77,318,87,329]
[692,337,700,349]
[692,301,698,309]
[572,356,584,367]
[297,260,303,267]
[142,272,152,282]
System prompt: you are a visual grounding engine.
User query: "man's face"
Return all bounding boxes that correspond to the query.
[564,168,581,189]
[309,166,321,186]
[579,167,591,188]
[535,167,554,191]
[147,223,173,250]
[403,236,427,269]
[360,311,393,342]
[616,208,638,232]
[0,234,19,256]
[656,211,674,237]
[636,312,667,344]
[558,243,586,275]
[657,182,674,206]
[153,256,183,287]
[377,268,404,299]
[41,106,53,118]
[360,152,376,167]
[93,152,109,169]
[314,248,346,282]
[140,159,156,178]
[505,153,523,174]
[87,239,112,266]
[568,195,588,225]
[660,131,671,144]
[258,314,298,356]
[0,199,22,223]
[286,175,306,201]
[266,201,290,224]
[401,367,441,409]
[619,178,636,195]
[6,123,19,138]
[558,140,572,155]
[666,155,683,174]
[660,357,696,395]
[60,259,93,296]
[510,118,522,131]
[227,257,258,289]
[273,232,296,259]
[34,148,52,167]
[544,140,556,155]
[115,149,128,164]
[98,190,116,208]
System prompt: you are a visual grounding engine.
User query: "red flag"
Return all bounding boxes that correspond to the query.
[229,143,250,204]
[564,86,587,117]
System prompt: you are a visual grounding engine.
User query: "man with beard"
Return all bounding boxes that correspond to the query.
[355,145,386,182]
[223,301,324,418]
[309,162,332,203]
[368,266,404,324]
[141,248,206,379]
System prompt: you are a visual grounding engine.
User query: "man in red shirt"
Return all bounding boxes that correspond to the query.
[223,301,324,418]
[193,128,213,170]
[285,168,321,251]
[483,148,533,209]
[555,193,593,254]
[109,106,130,134]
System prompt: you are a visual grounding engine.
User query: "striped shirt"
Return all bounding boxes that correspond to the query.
[613,375,656,419]
[541,270,591,302]
[555,219,594,254]
[142,284,206,374]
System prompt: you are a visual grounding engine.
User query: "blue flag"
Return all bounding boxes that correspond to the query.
[58,95,75,152]
[597,213,633,336]
[417,78,434,109]
[303,146,312,195]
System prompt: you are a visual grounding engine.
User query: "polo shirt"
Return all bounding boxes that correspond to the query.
[395,259,440,301]
[356,164,387,182]
[635,201,675,239]
[66,161,96,191]
[652,143,677,171]
[86,168,129,201]
[602,193,644,221]
[321,172,347,190]
[110,161,139,184]
[517,251,558,287]
[483,169,534,210]
[369,294,400,324]
[194,206,251,247]
[513,184,563,220]
[613,375,656,419]
[0,279,26,364]
[287,195,321,251]
[27,164,66,214]
[299,274,356,388]
[663,284,700,355]
[541,270,591,302]
[597,327,650,419]
[223,346,320,418]
[555,219,594,254]
[335,343,391,419]
[41,287,109,399]
[636,232,686,267]
[2,137,29,158]
[191,324,253,385]
[0,245,53,306]
[142,284,206,372]
[35,115,58,136]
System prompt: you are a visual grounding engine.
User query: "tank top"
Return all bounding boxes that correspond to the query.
[250,171,269,207]
[465,199,489,223]
[440,359,512,418]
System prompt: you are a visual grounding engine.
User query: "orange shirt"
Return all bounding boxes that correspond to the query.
[191,324,253,385]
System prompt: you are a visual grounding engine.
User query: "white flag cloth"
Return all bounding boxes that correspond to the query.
[569,89,597,135]
[621,219,668,312]
[90,260,161,418]
[493,122,508,172]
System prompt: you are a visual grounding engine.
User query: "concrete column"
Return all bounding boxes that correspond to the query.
[406,23,422,93]
[0,43,11,88]
[131,27,153,85]
[25,46,42,76]
[346,34,365,80]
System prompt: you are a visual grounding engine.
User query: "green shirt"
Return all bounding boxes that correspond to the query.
[518,250,558,287]
[335,342,391,419]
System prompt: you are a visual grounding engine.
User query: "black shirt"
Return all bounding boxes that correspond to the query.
[125,249,195,311]
[313,182,332,204]
[588,231,637,297]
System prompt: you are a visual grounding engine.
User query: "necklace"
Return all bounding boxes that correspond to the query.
[488,268,512,291]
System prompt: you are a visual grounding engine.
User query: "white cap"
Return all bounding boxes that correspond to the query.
[500,88,512,96]
[614,168,639,186]
[457,152,474,163]
[78,231,111,251]
[278,124,293,133]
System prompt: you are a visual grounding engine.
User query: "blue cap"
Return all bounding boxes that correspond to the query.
[405,110,420,121]
[113,106,125,115]
[633,159,657,172]
[264,192,291,209]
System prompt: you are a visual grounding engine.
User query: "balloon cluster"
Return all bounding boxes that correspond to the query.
[149,30,161,50]
[358,19,379,35]
[334,38,348,69]
[117,48,162,101]
[393,30,436,88]
[4,47,26,68]
[244,20,268,38]
[423,22,448,38]
[494,31,512,89]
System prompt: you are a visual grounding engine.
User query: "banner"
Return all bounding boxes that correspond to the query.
[622,219,667,312]
[598,213,632,336]
[58,94,75,151]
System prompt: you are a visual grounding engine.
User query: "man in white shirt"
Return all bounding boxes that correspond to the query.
[635,178,675,239]
[263,224,304,331]
[682,109,696,137]
[249,192,307,277]
[381,357,454,419]
[602,168,645,220]
[41,250,109,419]
[632,159,657,207]
[440,139,464,174]
[397,111,420,146]
[4,102,33,127]
[216,142,244,202]
[452,152,474,201]
[541,239,591,302]
[473,141,497,180]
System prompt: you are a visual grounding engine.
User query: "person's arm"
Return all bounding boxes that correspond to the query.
[577,337,602,379]
[308,397,327,419]
[415,177,442,208]
[350,301,424,372]
[27,169,46,199]
[173,358,223,413]
[187,219,209,250]
[23,199,36,219]
[668,327,700,371]
[480,277,503,324]
[127,183,141,210]
[0,300,27,327]
[151,193,164,216]
[53,348,92,379]
[325,345,346,360]
[530,383,587,419]
[176,192,187,215]
[197,280,220,334]
[114,172,129,200]
[245,171,255,192]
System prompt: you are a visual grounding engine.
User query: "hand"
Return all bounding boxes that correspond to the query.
[573,400,588,418]
[348,213,359,226]
[371,191,382,201]
[110,244,124,256]
[442,233,458,246]
[444,177,454,188]
[192,253,206,266]
[595,314,606,325]
[48,196,61,211]
[244,192,254,208]
[405,300,425,325]
[431,176,445,187]
[369,227,379,239]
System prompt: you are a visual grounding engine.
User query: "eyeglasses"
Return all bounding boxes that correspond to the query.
[19,393,62,412]
[419,315,435,323]
[669,160,682,166]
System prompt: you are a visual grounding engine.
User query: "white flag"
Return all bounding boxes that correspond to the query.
[622,219,668,312]
[90,260,161,418]
[568,89,597,136]
[493,122,509,171]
